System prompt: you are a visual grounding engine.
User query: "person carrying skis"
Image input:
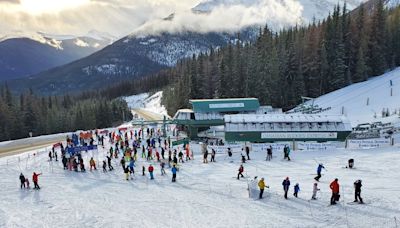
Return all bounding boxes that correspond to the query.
[171,165,177,182]
[32,172,42,190]
[19,173,26,189]
[311,183,320,200]
[148,164,154,179]
[354,179,363,203]
[89,157,96,171]
[258,177,268,199]
[282,177,291,199]
[329,178,340,205]
[293,183,300,198]
[210,149,216,162]
[314,164,325,181]
[237,165,244,180]
[245,145,250,160]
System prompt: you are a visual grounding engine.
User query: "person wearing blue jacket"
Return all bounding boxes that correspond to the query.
[314,164,325,181]
[129,159,135,174]
[171,165,177,182]
[282,177,291,199]
[293,183,300,198]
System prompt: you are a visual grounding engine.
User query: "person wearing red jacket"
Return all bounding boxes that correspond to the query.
[330,178,340,205]
[237,165,244,180]
[148,164,154,179]
[32,172,42,190]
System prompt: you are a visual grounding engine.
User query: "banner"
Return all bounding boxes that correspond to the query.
[251,143,290,153]
[347,138,391,149]
[207,144,242,154]
[67,145,98,155]
[297,142,336,151]
[261,132,337,139]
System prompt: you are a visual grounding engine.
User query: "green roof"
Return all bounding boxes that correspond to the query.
[190,98,260,113]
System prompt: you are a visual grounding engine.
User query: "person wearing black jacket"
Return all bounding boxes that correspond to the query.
[354,180,363,203]
[19,173,26,189]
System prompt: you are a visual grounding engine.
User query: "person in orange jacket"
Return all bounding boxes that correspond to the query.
[89,157,96,171]
[330,178,340,205]
[32,172,42,190]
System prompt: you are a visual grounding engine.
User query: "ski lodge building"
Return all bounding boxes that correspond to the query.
[172,98,352,142]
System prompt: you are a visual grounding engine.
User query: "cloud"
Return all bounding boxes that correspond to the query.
[0,0,20,3]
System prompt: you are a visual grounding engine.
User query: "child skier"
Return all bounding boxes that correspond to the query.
[124,167,130,180]
[311,183,320,200]
[210,149,216,162]
[102,160,107,172]
[203,149,208,163]
[293,183,300,198]
[237,165,244,180]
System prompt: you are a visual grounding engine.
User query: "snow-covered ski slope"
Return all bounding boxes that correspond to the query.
[0,134,399,227]
[124,91,168,117]
[304,67,400,127]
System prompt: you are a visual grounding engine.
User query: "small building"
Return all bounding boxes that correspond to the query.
[224,114,352,142]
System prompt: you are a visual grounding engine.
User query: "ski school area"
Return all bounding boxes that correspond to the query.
[0,126,400,228]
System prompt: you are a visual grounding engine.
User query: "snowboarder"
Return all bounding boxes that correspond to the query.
[347,159,354,169]
[258,178,267,199]
[203,149,208,163]
[148,165,154,179]
[245,145,250,160]
[171,165,177,182]
[293,183,300,198]
[282,177,291,199]
[89,157,96,171]
[311,183,320,200]
[32,172,42,190]
[210,149,216,162]
[314,164,325,181]
[329,178,340,205]
[266,146,272,161]
[237,165,244,180]
[354,179,363,203]
[19,173,26,189]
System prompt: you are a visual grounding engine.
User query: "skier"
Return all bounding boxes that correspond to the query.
[329,178,340,205]
[284,146,291,161]
[245,145,250,160]
[129,159,135,175]
[142,166,145,176]
[148,164,154,179]
[102,160,107,172]
[203,149,208,163]
[258,177,267,199]
[293,183,300,198]
[25,178,30,189]
[156,151,160,162]
[54,150,58,161]
[32,172,42,190]
[160,161,166,175]
[62,156,67,170]
[314,164,325,181]
[178,151,184,163]
[347,159,354,169]
[237,165,244,180]
[210,149,216,162]
[266,146,272,161]
[171,165,177,182]
[311,183,320,200]
[107,156,114,171]
[354,179,363,203]
[282,177,291,199]
[89,157,96,171]
[19,173,26,189]
[79,158,85,172]
[161,147,165,160]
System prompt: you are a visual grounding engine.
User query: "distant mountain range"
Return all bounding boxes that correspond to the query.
[6,0,374,95]
[0,30,115,81]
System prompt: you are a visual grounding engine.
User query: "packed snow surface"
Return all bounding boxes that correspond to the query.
[303,67,400,127]
[124,91,168,117]
[0,129,399,227]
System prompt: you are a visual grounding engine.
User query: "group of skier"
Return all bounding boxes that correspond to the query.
[19,172,41,190]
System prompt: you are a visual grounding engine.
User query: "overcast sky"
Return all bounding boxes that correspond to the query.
[0,0,306,38]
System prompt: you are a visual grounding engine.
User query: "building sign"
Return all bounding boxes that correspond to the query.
[261,132,337,139]
[297,142,336,151]
[209,103,245,109]
[347,138,391,149]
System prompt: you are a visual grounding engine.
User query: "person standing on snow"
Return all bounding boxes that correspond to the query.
[258,178,268,199]
[354,180,363,203]
[282,177,291,199]
[237,165,245,180]
[293,183,300,198]
[148,164,154,180]
[266,146,273,161]
[102,160,107,172]
[245,145,250,160]
[89,157,96,171]
[329,178,340,205]
[19,173,26,189]
[124,166,130,180]
[32,172,42,190]
[120,157,126,170]
[311,183,320,200]
[171,165,177,182]
[129,159,135,175]
[314,164,325,181]
[203,149,208,163]
[210,149,216,162]
[107,156,114,171]
[241,154,246,163]
[160,161,166,175]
